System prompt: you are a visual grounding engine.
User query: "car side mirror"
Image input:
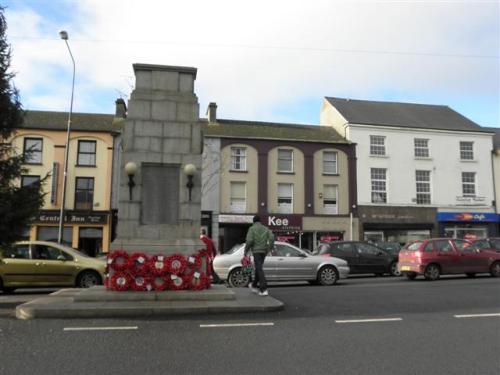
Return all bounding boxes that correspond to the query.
[57,255,66,261]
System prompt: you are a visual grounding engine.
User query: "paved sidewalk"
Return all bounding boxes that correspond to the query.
[16,285,284,320]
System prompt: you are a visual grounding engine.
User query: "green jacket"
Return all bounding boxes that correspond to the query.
[245,222,274,255]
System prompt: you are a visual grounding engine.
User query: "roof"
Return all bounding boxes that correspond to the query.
[493,128,500,149]
[325,97,492,133]
[202,119,348,144]
[21,110,122,133]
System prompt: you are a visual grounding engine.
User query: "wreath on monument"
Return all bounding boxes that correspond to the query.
[129,252,150,275]
[185,271,207,291]
[108,250,131,272]
[151,275,170,291]
[131,274,153,292]
[185,253,202,271]
[168,273,189,290]
[165,254,187,275]
[110,271,132,291]
[150,254,169,275]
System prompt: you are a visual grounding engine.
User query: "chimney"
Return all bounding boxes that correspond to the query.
[115,98,127,118]
[206,102,217,124]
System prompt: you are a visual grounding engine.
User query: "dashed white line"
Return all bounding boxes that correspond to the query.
[63,326,138,331]
[335,318,403,324]
[200,322,274,328]
[454,313,500,319]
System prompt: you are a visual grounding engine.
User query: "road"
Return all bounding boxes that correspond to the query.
[1,276,499,375]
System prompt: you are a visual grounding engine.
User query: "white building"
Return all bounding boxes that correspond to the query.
[321,97,497,242]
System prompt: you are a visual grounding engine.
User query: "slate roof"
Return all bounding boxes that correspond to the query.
[325,97,492,133]
[202,118,348,144]
[21,110,121,133]
[492,128,500,149]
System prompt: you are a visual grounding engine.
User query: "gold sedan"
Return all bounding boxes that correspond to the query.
[0,241,106,293]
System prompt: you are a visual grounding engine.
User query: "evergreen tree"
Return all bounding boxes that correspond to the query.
[0,6,45,248]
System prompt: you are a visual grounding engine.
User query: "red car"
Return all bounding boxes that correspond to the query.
[398,238,500,281]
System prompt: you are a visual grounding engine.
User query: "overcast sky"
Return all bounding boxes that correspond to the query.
[3,0,499,127]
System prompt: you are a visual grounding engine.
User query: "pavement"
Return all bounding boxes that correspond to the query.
[15,285,284,319]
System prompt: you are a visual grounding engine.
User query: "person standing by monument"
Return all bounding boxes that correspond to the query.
[244,215,274,296]
[200,228,220,283]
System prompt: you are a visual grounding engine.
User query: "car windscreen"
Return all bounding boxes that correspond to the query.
[403,241,423,251]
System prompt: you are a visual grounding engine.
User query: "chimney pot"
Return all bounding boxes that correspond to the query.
[207,102,217,124]
[115,98,127,118]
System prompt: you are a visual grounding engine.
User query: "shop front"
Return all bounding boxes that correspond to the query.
[218,214,254,253]
[437,212,499,239]
[30,210,111,256]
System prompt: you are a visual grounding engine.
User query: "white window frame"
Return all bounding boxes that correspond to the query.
[370,135,386,156]
[322,151,338,174]
[323,184,338,214]
[462,172,476,197]
[230,147,247,171]
[277,149,293,173]
[460,141,474,160]
[230,181,246,213]
[414,138,429,158]
[371,168,387,203]
[277,183,293,213]
[415,170,431,204]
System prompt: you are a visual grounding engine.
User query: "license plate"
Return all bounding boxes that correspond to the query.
[401,266,411,271]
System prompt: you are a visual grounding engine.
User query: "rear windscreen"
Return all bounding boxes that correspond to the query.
[404,241,423,251]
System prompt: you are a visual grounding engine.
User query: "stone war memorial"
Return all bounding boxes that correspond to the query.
[108,63,209,292]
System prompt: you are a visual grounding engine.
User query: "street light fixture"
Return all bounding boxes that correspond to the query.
[57,30,75,244]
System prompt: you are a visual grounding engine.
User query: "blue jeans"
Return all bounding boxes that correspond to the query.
[251,253,267,292]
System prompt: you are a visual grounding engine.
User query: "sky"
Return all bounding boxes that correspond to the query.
[2,0,499,128]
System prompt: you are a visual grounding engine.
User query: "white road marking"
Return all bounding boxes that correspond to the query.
[335,318,403,324]
[200,322,274,328]
[454,313,500,319]
[63,326,138,331]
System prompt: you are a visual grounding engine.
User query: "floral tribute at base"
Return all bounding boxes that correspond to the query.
[106,250,212,291]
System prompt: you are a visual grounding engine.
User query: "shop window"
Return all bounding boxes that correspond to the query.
[230,147,246,171]
[460,141,473,160]
[415,170,431,204]
[323,184,338,214]
[414,138,429,158]
[230,181,246,213]
[75,177,94,210]
[37,226,72,245]
[461,172,476,197]
[23,137,43,164]
[370,135,385,156]
[277,149,293,172]
[277,183,293,213]
[77,140,96,166]
[371,168,387,203]
[322,151,337,174]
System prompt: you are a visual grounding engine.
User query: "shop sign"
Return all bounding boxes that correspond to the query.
[218,214,254,223]
[33,211,108,224]
[263,215,302,231]
[436,212,499,222]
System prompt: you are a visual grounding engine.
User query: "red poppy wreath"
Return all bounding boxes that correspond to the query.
[107,250,130,272]
[110,271,132,291]
[165,254,187,275]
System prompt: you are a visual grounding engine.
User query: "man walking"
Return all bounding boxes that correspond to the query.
[244,215,274,296]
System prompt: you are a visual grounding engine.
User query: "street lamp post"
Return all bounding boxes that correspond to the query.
[57,30,75,244]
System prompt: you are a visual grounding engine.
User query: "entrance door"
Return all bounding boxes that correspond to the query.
[78,227,103,257]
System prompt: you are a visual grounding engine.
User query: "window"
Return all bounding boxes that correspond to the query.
[370,135,385,156]
[414,139,429,158]
[32,245,63,260]
[460,141,474,160]
[277,149,293,172]
[23,137,42,164]
[415,170,431,204]
[75,177,94,210]
[322,151,338,174]
[357,242,382,255]
[462,172,476,197]
[273,244,302,257]
[435,240,452,253]
[277,183,293,213]
[371,168,387,203]
[230,147,247,171]
[323,184,338,214]
[4,244,30,259]
[229,182,246,213]
[21,175,40,188]
[77,140,96,166]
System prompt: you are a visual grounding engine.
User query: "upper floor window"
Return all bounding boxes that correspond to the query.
[77,140,96,166]
[323,184,338,214]
[23,137,43,164]
[230,147,246,171]
[370,135,385,156]
[277,183,293,213]
[415,170,431,204]
[414,139,429,158]
[21,175,40,188]
[75,177,94,210]
[322,151,338,174]
[460,141,474,160]
[230,181,246,213]
[371,168,387,203]
[462,172,476,197]
[277,149,293,172]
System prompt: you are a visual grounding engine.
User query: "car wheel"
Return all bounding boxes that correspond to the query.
[466,273,476,278]
[490,261,500,277]
[424,264,440,281]
[390,262,401,276]
[228,268,250,288]
[317,266,338,286]
[76,271,102,288]
[405,272,417,280]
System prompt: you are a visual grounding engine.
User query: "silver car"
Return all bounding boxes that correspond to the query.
[213,241,350,287]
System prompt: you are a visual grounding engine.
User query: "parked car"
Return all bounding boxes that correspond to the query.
[398,238,500,281]
[469,238,500,252]
[316,241,400,276]
[213,241,350,287]
[0,241,106,293]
